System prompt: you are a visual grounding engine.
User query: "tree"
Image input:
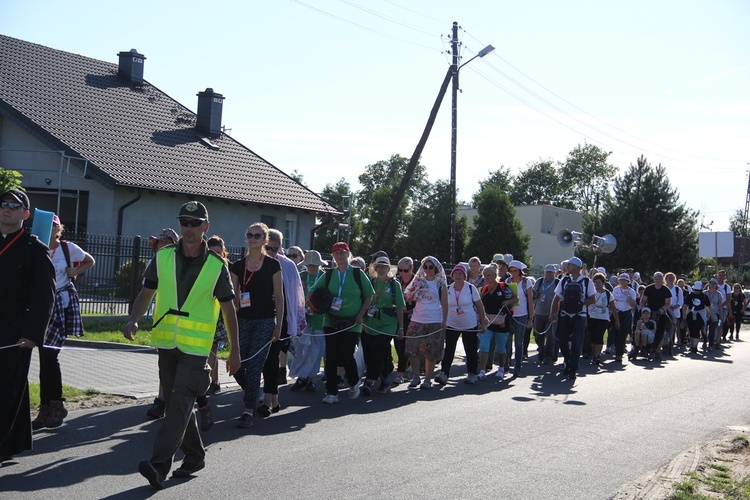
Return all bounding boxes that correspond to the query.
[594,155,699,275]
[313,178,355,253]
[729,208,749,238]
[0,167,23,192]
[466,185,529,264]
[354,154,428,256]
[559,142,618,213]
[405,179,468,262]
[509,160,570,208]
[477,166,513,197]
[288,169,305,186]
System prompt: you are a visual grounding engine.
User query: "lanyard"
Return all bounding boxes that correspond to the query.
[337,266,349,297]
[373,277,389,305]
[541,279,554,294]
[0,230,24,257]
[454,283,463,307]
[242,255,263,289]
[306,269,321,292]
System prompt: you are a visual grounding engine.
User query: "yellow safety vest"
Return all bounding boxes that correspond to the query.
[151,249,223,356]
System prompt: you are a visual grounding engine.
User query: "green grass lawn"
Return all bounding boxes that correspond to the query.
[28,383,100,408]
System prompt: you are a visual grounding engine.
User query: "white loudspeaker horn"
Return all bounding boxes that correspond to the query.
[557,229,581,248]
[595,234,617,254]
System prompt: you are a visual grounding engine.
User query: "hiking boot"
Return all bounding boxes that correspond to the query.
[146,397,166,420]
[198,404,213,432]
[32,404,50,430]
[45,400,67,428]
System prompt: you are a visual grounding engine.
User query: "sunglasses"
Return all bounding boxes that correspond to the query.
[246,232,264,240]
[0,201,24,210]
[288,253,300,259]
[265,245,279,253]
[399,268,412,273]
[423,264,436,270]
[179,219,203,227]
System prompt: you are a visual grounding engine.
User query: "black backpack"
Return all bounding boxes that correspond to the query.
[561,276,589,314]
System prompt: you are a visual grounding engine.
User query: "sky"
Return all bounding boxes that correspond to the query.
[2,0,749,232]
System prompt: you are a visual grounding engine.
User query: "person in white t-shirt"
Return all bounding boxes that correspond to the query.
[587,273,619,366]
[612,273,637,362]
[436,264,487,385]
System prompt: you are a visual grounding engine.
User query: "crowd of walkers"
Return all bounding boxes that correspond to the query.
[3,192,745,485]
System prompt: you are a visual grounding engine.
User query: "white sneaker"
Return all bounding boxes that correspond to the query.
[478,370,486,380]
[464,374,478,384]
[322,394,339,404]
[495,368,505,378]
[408,376,421,388]
[348,384,360,399]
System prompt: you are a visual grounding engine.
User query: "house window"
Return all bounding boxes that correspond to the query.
[285,218,296,247]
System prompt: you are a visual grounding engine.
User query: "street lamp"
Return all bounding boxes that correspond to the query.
[450,21,494,265]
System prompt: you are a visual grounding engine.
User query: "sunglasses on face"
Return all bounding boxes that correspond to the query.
[179,219,203,227]
[399,268,412,273]
[423,264,436,270]
[265,245,279,253]
[246,232,264,240]
[0,201,24,210]
[288,253,299,259]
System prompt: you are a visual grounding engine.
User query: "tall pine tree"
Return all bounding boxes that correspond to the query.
[594,155,698,275]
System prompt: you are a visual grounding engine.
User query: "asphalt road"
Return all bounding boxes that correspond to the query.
[4,336,750,499]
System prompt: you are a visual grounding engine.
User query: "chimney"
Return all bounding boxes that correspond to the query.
[196,88,224,137]
[117,49,146,84]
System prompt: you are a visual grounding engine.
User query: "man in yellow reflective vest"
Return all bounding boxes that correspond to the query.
[123,201,239,489]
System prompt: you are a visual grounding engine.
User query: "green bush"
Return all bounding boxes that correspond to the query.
[114,258,148,298]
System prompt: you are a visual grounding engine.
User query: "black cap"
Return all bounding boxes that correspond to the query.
[177,201,208,221]
[1,188,30,210]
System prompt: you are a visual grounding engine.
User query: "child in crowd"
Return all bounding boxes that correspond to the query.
[630,307,656,361]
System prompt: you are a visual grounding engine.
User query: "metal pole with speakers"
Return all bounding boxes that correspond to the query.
[556,229,617,268]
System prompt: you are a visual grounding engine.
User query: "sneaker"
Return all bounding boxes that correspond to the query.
[172,459,205,478]
[434,372,448,386]
[236,412,254,428]
[349,384,360,399]
[495,368,505,379]
[255,404,271,418]
[290,378,307,392]
[198,404,213,432]
[408,376,421,388]
[376,380,390,393]
[138,460,166,489]
[478,370,486,380]
[464,374,478,384]
[305,379,317,392]
[361,381,373,396]
[146,397,166,420]
[420,380,432,389]
[392,375,404,385]
[322,394,339,404]
[207,382,221,395]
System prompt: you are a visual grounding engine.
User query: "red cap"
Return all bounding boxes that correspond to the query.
[331,241,350,253]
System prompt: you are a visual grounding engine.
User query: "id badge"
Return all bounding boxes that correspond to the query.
[368,306,378,318]
[240,291,251,308]
[331,297,343,312]
[540,294,546,303]
[456,306,464,316]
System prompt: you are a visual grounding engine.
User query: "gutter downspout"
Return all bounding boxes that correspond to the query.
[115,189,142,272]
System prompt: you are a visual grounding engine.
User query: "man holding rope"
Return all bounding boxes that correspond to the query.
[0,189,55,467]
[123,201,239,489]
